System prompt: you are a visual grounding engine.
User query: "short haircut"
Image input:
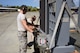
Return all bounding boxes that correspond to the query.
[20,5,27,12]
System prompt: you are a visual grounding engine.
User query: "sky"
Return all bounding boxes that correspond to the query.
[0,0,79,7]
[0,0,39,7]
[73,0,79,7]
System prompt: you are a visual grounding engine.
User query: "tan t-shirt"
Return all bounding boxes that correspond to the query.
[17,13,26,31]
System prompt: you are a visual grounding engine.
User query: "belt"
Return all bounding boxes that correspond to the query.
[18,31,27,32]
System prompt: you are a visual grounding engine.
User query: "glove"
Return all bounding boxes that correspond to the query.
[32,31,38,37]
[32,28,40,36]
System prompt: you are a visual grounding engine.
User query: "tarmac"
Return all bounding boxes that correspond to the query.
[0,12,80,53]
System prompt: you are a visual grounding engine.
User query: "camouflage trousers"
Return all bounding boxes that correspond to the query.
[18,31,27,53]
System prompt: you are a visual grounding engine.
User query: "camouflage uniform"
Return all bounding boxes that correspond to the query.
[18,31,27,53]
